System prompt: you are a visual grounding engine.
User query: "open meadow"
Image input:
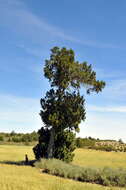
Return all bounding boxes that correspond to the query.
[0,145,126,190]
[74,149,126,169]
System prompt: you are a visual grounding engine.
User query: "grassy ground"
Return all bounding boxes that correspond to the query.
[73,148,126,169]
[0,145,126,190]
[0,145,34,161]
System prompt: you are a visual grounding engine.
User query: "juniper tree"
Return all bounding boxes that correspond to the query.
[33,47,105,162]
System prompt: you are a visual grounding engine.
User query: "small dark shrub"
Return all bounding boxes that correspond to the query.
[12,137,21,142]
[0,135,4,141]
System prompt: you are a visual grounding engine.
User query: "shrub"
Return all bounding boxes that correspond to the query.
[35,159,126,187]
[76,137,95,148]
[93,145,116,152]
[12,137,21,142]
[33,128,76,162]
[21,134,32,142]
[0,135,4,141]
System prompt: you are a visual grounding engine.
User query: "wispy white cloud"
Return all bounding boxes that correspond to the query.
[103,79,126,100]
[1,0,25,7]
[79,111,126,142]
[17,44,45,57]
[95,68,126,79]
[88,105,126,113]
[0,94,42,132]
[0,93,126,143]
[0,0,123,49]
[87,78,126,101]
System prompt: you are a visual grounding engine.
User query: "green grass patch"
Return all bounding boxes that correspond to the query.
[35,158,126,187]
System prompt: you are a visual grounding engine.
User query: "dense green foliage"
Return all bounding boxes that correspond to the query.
[35,158,126,187]
[76,137,96,148]
[0,131,38,144]
[34,47,105,162]
[33,129,76,162]
[0,135,4,141]
[76,137,126,152]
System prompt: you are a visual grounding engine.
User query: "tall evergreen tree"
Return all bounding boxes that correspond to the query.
[33,47,105,162]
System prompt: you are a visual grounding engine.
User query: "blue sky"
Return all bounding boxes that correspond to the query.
[0,0,126,141]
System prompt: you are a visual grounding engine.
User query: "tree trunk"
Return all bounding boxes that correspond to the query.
[47,127,55,158]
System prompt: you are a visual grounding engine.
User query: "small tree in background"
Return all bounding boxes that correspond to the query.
[33,47,105,162]
[118,138,124,144]
[0,135,4,141]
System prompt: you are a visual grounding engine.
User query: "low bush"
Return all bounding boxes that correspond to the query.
[35,159,126,187]
[76,137,95,148]
[11,137,22,143]
[93,145,115,152]
[0,135,4,141]
[75,137,126,152]
[0,131,38,144]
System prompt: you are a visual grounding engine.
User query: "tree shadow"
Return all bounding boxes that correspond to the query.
[0,160,36,166]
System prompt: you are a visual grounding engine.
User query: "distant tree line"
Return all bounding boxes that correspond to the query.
[76,137,126,152]
[0,131,38,144]
[0,131,125,152]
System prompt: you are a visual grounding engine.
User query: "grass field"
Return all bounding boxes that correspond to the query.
[73,148,126,169]
[0,145,126,190]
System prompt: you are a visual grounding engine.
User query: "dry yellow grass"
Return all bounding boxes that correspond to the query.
[0,164,125,190]
[0,145,34,161]
[73,148,126,169]
[0,145,126,190]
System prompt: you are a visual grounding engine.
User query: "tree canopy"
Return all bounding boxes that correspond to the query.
[33,47,105,162]
[44,47,105,93]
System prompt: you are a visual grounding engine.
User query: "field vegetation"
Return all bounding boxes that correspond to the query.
[1,164,123,190]
[1,132,126,153]
[0,145,126,189]
[35,158,126,187]
[73,149,126,169]
[0,131,38,145]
